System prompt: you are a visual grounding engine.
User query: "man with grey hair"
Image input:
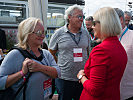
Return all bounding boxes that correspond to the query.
[115,8,133,100]
[48,4,90,100]
[124,11,133,30]
[124,11,132,26]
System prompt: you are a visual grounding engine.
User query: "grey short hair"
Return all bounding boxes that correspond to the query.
[85,16,93,22]
[124,11,132,17]
[114,8,125,26]
[93,7,122,39]
[17,17,43,49]
[64,4,83,23]
[114,8,125,21]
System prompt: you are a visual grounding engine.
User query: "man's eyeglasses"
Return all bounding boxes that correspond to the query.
[32,30,45,37]
[77,15,85,19]
[73,15,85,20]
[93,21,100,26]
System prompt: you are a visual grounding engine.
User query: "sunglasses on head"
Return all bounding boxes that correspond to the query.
[32,30,45,37]
[93,21,100,26]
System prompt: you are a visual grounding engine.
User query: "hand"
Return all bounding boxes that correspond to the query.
[96,39,101,43]
[28,60,41,72]
[0,49,4,57]
[77,70,86,83]
[22,58,32,74]
[77,70,85,79]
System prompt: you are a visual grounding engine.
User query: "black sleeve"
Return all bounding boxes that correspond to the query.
[0,29,7,50]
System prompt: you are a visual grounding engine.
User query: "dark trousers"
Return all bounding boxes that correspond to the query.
[55,78,83,100]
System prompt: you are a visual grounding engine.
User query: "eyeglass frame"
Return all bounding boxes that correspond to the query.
[32,30,45,37]
[72,15,85,20]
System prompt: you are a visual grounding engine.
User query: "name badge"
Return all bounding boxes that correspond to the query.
[43,78,52,98]
[73,48,83,62]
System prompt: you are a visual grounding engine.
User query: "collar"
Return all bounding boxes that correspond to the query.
[103,36,118,42]
[64,24,82,34]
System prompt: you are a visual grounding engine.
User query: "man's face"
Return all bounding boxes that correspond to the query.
[85,20,93,32]
[69,9,84,29]
[124,14,131,26]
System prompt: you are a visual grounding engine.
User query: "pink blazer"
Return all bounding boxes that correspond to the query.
[80,36,127,100]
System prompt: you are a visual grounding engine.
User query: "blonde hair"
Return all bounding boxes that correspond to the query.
[17,17,43,49]
[93,7,122,39]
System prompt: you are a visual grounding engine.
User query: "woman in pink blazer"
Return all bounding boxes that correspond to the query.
[77,7,127,100]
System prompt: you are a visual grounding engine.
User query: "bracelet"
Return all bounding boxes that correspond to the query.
[20,70,26,82]
[20,70,25,77]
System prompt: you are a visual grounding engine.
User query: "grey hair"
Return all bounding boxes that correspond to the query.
[85,16,93,22]
[114,8,125,22]
[124,11,132,17]
[64,4,83,23]
[17,17,43,49]
[93,7,122,40]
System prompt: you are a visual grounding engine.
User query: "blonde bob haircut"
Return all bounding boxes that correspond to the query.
[93,7,122,39]
[17,17,43,49]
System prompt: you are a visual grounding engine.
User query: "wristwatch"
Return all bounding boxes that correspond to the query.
[78,74,84,80]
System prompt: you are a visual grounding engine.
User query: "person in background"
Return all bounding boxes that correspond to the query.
[0,29,7,53]
[85,16,94,37]
[124,11,133,30]
[85,16,101,50]
[0,49,4,60]
[0,17,61,100]
[115,8,133,100]
[49,4,90,100]
[77,7,127,100]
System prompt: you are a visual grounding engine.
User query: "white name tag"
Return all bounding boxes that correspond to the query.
[73,48,83,62]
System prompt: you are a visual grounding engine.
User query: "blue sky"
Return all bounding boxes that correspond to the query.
[84,0,132,17]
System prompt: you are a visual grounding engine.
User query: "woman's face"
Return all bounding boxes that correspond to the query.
[28,22,45,47]
[92,20,101,39]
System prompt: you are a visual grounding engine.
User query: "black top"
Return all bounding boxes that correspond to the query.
[0,29,6,50]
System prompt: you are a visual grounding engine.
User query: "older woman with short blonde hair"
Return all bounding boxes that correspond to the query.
[77,7,127,100]
[93,7,122,40]
[0,17,61,100]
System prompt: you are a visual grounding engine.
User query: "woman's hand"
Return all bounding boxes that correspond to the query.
[27,60,41,72]
[77,70,85,78]
[77,70,87,84]
[22,58,33,74]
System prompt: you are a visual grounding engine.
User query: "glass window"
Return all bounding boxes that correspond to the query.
[47,6,65,27]
[0,1,28,25]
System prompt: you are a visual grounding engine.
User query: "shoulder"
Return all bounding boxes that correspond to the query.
[42,49,55,61]
[50,26,66,43]
[5,49,24,60]
[54,26,65,35]
[81,27,89,36]
[127,29,133,34]
[42,49,52,56]
[91,45,104,55]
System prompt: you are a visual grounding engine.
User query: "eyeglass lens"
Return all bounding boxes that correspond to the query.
[33,30,45,36]
[78,15,85,19]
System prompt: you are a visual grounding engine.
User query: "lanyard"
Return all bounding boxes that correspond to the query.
[90,34,96,40]
[119,27,128,41]
[69,32,81,45]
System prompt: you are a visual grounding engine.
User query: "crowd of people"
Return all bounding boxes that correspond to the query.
[0,3,133,100]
